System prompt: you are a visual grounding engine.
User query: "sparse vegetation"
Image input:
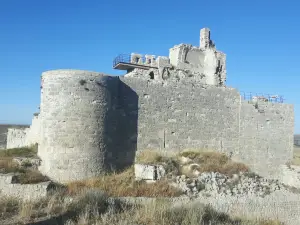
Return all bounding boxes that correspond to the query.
[291,145,300,166]
[135,150,166,164]
[0,147,290,224]
[0,144,38,158]
[67,166,182,197]
[136,149,250,178]
[0,144,48,184]
[0,190,284,225]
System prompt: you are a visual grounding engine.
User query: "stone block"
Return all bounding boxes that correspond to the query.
[134,164,166,181]
[135,164,155,180]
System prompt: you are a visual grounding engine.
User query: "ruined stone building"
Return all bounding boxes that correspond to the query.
[6,28,294,183]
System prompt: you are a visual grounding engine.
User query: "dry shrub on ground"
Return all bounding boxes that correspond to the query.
[67,167,182,197]
[0,190,284,225]
[178,150,249,177]
[17,169,49,184]
[0,144,48,184]
[135,150,165,164]
[0,158,48,184]
[292,145,300,166]
[63,195,283,225]
[0,197,20,220]
[0,158,21,174]
[135,149,250,178]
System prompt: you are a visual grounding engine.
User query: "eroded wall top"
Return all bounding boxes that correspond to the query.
[119,28,226,87]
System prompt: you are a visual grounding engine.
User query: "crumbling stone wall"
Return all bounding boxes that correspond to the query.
[26,114,40,145]
[6,128,30,149]
[168,28,226,86]
[6,115,40,149]
[119,76,294,178]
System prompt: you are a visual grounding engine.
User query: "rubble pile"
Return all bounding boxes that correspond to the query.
[171,171,284,198]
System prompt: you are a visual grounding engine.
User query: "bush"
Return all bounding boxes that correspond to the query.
[178,150,250,177]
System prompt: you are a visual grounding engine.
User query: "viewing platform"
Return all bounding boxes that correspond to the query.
[113,53,158,71]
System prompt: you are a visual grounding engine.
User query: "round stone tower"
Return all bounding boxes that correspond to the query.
[38,70,119,183]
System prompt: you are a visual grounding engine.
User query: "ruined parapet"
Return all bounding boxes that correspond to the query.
[131,53,143,64]
[6,127,29,149]
[115,28,226,86]
[145,54,157,67]
[5,114,40,149]
[167,28,226,86]
[38,70,120,183]
[26,114,40,146]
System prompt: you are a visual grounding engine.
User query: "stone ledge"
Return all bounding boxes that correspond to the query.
[0,173,57,200]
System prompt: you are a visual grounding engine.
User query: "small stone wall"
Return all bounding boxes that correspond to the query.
[6,128,29,149]
[6,116,40,149]
[0,173,55,200]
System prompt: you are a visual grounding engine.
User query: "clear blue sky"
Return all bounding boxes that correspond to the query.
[0,0,299,133]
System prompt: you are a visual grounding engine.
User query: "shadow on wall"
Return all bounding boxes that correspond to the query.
[103,78,139,172]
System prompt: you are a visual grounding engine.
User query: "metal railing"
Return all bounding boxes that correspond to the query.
[113,54,147,68]
[113,54,131,68]
[240,92,285,103]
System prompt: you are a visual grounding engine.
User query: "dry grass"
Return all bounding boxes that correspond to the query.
[0,191,283,225]
[135,150,166,164]
[0,144,38,158]
[0,158,48,184]
[136,149,250,178]
[16,169,49,184]
[292,145,300,165]
[0,197,20,220]
[178,150,249,177]
[67,167,182,198]
[0,158,21,174]
[0,144,48,184]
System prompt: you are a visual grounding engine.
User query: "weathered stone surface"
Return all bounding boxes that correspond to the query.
[171,171,284,198]
[6,128,29,149]
[6,115,39,149]
[0,174,56,200]
[121,76,293,179]
[134,164,165,181]
[38,70,122,183]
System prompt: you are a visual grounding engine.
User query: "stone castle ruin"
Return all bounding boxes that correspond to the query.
[6,28,294,184]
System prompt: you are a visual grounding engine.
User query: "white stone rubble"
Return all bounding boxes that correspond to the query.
[171,171,284,198]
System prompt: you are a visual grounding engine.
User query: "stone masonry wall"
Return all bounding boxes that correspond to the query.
[26,114,40,145]
[6,115,40,149]
[120,76,240,154]
[6,128,29,149]
[38,70,120,183]
[119,76,294,178]
[0,173,54,200]
[9,69,293,182]
[238,101,294,178]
